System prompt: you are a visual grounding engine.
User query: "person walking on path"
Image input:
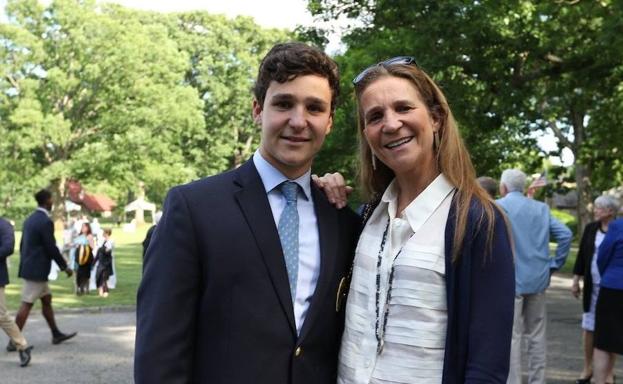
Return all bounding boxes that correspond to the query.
[0,216,33,367]
[9,189,77,351]
[497,169,573,384]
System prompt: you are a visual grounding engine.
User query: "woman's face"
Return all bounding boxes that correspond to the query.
[594,205,613,222]
[81,224,88,234]
[359,76,439,179]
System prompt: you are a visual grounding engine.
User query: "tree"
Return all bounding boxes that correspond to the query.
[1,0,206,221]
[308,0,623,228]
[0,0,289,223]
[161,12,290,172]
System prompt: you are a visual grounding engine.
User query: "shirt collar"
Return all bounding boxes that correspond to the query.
[253,150,311,200]
[36,207,51,217]
[381,173,455,233]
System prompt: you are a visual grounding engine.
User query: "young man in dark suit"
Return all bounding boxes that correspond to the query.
[12,189,77,347]
[135,42,360,383]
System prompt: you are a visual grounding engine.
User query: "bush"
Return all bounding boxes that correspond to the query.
[551,208,577,237]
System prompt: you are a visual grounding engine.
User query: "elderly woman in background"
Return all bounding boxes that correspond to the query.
[593,216,623,384]
[335,57,515,384]
[572,195,620,384]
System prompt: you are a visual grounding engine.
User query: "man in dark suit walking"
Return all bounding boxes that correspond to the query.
[11,189,77,347]
[135,42,360,384]
[0,216,33,366]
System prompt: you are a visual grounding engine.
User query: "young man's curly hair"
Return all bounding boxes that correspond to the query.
[253,42,340,113]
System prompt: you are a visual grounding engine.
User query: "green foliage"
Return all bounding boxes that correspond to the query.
[308,0,623,225]
[1,0,203,217]
[0,0,288,222]
[164,12,290,173]
[551,208,578,237]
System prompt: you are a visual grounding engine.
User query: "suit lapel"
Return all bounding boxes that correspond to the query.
[298,185,339,342]
[233,161,297,334]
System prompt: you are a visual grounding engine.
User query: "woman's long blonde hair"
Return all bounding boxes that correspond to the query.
[355,63,498,262]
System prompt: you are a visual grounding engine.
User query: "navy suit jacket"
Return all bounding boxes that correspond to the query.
[19,210,68,281]
[135,160,360,384]
[0,217,15,287]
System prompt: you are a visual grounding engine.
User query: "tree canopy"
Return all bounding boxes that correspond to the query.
[0,0,288,221]
[309,0,623,229]
[2,0,622,230]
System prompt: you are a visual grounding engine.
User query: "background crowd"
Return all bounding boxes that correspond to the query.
[60,216,117,297]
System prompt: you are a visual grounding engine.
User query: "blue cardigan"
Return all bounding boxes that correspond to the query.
[597,218,623,290]
[442,198,515,383]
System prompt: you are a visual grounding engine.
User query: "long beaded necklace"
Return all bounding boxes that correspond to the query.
[374,217,414,354]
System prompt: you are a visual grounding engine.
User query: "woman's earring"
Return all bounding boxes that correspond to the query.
[434,131,440,151]
[371,153,377,171]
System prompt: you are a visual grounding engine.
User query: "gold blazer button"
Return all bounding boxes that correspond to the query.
[295,347,302,357]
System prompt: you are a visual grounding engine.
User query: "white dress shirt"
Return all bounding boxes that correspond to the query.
[253,151,321,334]
[338,174,455,384]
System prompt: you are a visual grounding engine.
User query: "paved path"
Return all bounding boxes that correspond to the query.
[0,275,621,383]
[1,309,135,384]
[545,275,622,383]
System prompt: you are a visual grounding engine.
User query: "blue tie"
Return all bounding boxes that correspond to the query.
[278,181,299,302]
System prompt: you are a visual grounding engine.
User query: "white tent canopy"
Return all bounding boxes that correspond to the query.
[124,197,156,225]
[65,200,82,212]
[124,197,156,212]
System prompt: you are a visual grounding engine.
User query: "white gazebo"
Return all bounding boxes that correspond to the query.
[124,197,156,226]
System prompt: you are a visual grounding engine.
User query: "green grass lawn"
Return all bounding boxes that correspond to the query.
[4,225,149,310]
[555,242,579,275]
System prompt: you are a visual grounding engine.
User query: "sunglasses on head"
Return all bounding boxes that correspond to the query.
[352,56,418,85]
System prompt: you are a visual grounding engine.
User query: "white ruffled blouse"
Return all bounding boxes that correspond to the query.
[338,174,455,384]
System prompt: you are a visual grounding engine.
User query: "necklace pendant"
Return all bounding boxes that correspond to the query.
[377,339,384,355]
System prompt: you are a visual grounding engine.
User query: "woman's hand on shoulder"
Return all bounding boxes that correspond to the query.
[312,172,353,209]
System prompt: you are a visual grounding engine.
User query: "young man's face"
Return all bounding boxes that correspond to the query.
[253,74,333,179]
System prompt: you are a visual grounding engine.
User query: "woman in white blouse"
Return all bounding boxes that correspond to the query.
[335,57,515,384]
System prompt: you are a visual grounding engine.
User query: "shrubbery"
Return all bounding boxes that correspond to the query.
[551,209,578,238]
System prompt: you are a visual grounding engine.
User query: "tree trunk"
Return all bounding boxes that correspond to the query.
[572,111,592,234]
[575,162,592,235]
[232,132,254,169]
[2,192,12,212]
[50,177,67,230]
